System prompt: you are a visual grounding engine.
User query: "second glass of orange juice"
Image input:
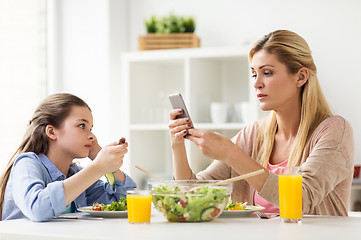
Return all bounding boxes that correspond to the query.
[127,190,152,224]
[278,166,302,223]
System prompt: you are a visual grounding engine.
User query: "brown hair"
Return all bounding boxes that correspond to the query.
[249,30,331,167]
[0,93,90,219]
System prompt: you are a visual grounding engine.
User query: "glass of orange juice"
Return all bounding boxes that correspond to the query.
[127,190,152,224]
[278,166,302,223]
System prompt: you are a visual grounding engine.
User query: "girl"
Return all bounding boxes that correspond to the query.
[169,30,354,216]
[0,93,136,221]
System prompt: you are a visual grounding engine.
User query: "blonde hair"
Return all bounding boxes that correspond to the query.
[0,93,90,219]
[250,30,331,167]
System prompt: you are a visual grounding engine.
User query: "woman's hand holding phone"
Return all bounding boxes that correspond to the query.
[168,94,194,144]
[169,109,193,144]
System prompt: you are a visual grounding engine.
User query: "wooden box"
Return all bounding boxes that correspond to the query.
[138,33,200,51]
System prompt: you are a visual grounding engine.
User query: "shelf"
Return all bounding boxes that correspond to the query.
[130,123,245,131]
[196,123,245,130]
[122,47,250,62]
[121,47,255,188]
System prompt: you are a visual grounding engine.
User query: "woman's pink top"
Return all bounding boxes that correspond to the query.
[253,159,288,213]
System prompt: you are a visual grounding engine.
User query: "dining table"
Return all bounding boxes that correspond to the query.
[0,210,360,240]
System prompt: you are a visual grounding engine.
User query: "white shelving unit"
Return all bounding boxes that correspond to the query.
[121,47,260,188]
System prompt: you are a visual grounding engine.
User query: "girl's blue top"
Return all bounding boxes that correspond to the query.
[2,152,137,221]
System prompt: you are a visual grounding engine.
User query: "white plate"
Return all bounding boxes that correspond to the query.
[77,207,127,218]
[220,206,265,218]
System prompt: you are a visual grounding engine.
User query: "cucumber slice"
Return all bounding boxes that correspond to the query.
[200,206,216,221]
[105,172,115,185]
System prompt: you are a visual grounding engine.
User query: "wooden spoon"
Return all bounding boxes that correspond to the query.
[212,169,265,186]
[135,165,168,184]
[184,169,265,193]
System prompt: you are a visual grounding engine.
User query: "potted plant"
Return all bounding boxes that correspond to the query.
[139,14,200,51]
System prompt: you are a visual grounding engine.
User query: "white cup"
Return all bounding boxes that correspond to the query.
[234,102,250,124]
[210,102,229,123]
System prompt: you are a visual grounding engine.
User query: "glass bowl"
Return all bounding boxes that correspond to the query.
[149,180,231,222]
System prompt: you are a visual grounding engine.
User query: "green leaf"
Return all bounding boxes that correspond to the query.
[144,14,196,34]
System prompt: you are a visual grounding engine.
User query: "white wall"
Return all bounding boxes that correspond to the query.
[51,0,361,164]
[48,0,128,146]
[0,0,47,172]
[127,0,361,163]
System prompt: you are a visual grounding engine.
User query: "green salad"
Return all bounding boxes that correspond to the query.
[225,200,264,211]
[91,197,127,211]
[152,185,230,222]
[225,200,247,210]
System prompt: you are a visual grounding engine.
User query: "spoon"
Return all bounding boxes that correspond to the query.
[211,169,265,186]
[135,165,168,184]
[184,169,265,193]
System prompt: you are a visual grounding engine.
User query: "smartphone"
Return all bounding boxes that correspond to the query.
[168,93,193,123]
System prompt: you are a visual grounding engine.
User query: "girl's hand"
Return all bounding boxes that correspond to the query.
[186,128,236,163]
[168,109,193,145]
[88,137,102,160]
[92,140,128,174]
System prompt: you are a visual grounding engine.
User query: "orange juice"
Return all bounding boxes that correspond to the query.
[279,174,302,221]
[127,192,152,223]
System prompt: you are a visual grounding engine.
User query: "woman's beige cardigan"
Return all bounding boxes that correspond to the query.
[192,116,354,216]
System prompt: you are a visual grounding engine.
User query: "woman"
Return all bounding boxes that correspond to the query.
[0,93,136,221]
[169,30,354,216]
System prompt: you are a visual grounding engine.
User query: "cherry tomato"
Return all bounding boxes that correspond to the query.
[179,200,188,208]
[179,214,186,221]
[210,208,220,217]
[92,203,102,211]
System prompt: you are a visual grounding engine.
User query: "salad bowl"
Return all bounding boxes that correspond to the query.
[149,180,231,222]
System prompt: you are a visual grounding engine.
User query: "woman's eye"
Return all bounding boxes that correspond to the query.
[251,74,257,79]
[79,123,85,129]
[264,71,272,76]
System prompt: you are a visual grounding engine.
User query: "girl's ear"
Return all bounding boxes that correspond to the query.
[45,125,57,141]
[296,67,309,88]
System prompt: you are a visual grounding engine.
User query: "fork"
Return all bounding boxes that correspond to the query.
[256,211,279,219]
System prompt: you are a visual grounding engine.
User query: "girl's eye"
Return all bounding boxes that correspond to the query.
[79,123,85,129]
[251,74,257,79]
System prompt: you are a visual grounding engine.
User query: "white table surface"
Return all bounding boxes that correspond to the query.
[1,210,361,240]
